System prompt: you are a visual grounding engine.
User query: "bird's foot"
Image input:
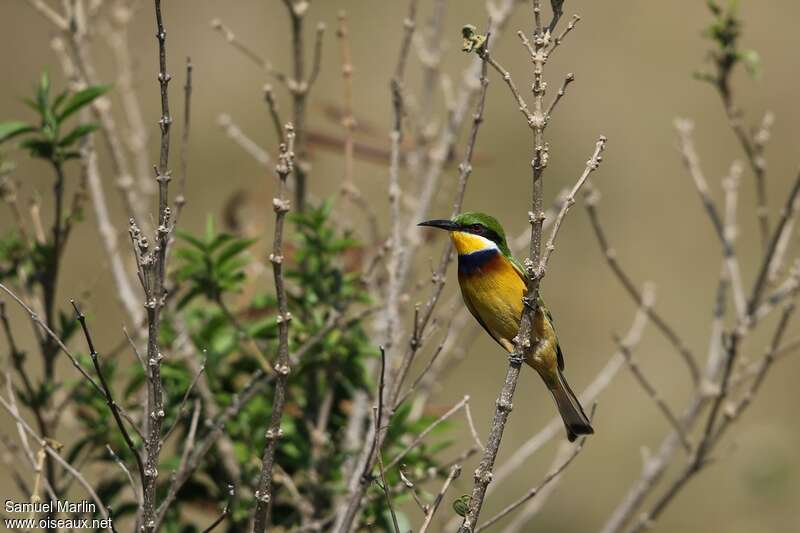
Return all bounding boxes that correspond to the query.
[508,352,524,367]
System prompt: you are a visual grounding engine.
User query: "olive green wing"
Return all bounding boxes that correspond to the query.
[508,253,529,285]
[508,252,565,371]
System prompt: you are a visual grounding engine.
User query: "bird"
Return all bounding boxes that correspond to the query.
[418,212,593,441]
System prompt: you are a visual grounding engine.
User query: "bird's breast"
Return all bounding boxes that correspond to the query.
[458,252,526,343]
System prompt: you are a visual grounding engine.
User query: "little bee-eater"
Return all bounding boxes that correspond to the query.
[419,212,593,441]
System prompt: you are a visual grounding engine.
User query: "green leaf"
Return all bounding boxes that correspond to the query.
[0,122,35,144]
[19,138,54,159]
[216,238,255,268]
[205,216,216,242]
[740,48,762,79]
[707,0,722,15]
[57,84,111,122]
[176,229,207,251]
[58,123,99,147]
[22,97,41,114]
[177,285,204,310]
[52,89,69,113]
[461,24,487,54]
[453,494,471,517]
[36,71,50,111]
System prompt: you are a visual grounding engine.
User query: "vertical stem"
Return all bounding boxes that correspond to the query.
[458,5,550,530]
[141,1,173,530]
[252,125,296,533]
[283,0,307,212]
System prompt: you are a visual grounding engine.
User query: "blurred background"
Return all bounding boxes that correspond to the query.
[1,1,799,531]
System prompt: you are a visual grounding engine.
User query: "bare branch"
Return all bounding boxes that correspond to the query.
[748,170,800,314]
[252,124,296,532]
[216,113,272,168]
[463,400,485,451]
[583,182,701,382]
[614,287,691,452]
[419,464,462,533]
[306,23,326,90]
[675,119,747,321]
[174,56,193,220]
[139,1,175,529]
[544,72,575,124]
[457,2,588,525]
[385,395,471,471]
[210,18,287,84]
[107,444,141,505]
[540,136,607,270]
[71,300,146,492]
[547,14,580,57]
[0,283,103,394]
[374,407,401,533]
[263,85,285,142]
[155,370,270,525]
[398,466,428,514]
[479,47,534,127]
[24,0,68,30]
[476,409,594,532]
[0,394,111,526]
[200,484,234,533]
[161,354,206,444]
[81,138,143,325]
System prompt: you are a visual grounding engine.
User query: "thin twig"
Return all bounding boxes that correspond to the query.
[0,283,103,394]
[419,464,462,533]
[252,124,296,532]
[583,182,701,383]
[477,430,590,532]
[155,370,270,526]
[210,18,287,83]
[139,1,174,529]
[71,300,146,491]
[161,354,206,444]
[371,347,400,532]
[398,466,428,514]
[629,294,797,533]
[544,72,574,124]
[332,4,421,529]
[463,400,485,451]
[107,444,141,504]
[613,287,691,452]
[501,441,576,532]
[675,119,747,321]
[385,395,471,471]
[486,280,651,498]
[539,136,607,270]
[24,0,68,30]
[263,85,285,142]
[81,138,143,325]
[0,394,112,526]
[200,484,234,533]
[479,49,534,127]
[217,113,272,168]
[174,56,193,221]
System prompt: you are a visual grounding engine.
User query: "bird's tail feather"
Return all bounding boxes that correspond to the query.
[550,370,594,442]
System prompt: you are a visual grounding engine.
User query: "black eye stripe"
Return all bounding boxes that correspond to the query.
[463,224,501,245]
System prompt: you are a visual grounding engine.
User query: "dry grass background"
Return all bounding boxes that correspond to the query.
[1,1,799,531]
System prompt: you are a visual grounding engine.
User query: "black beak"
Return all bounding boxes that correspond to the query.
[418,219,459,231]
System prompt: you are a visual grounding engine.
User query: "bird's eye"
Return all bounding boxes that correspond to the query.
[470,224,482,232]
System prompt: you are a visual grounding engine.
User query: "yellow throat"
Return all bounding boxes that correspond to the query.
[450,231,497,255]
